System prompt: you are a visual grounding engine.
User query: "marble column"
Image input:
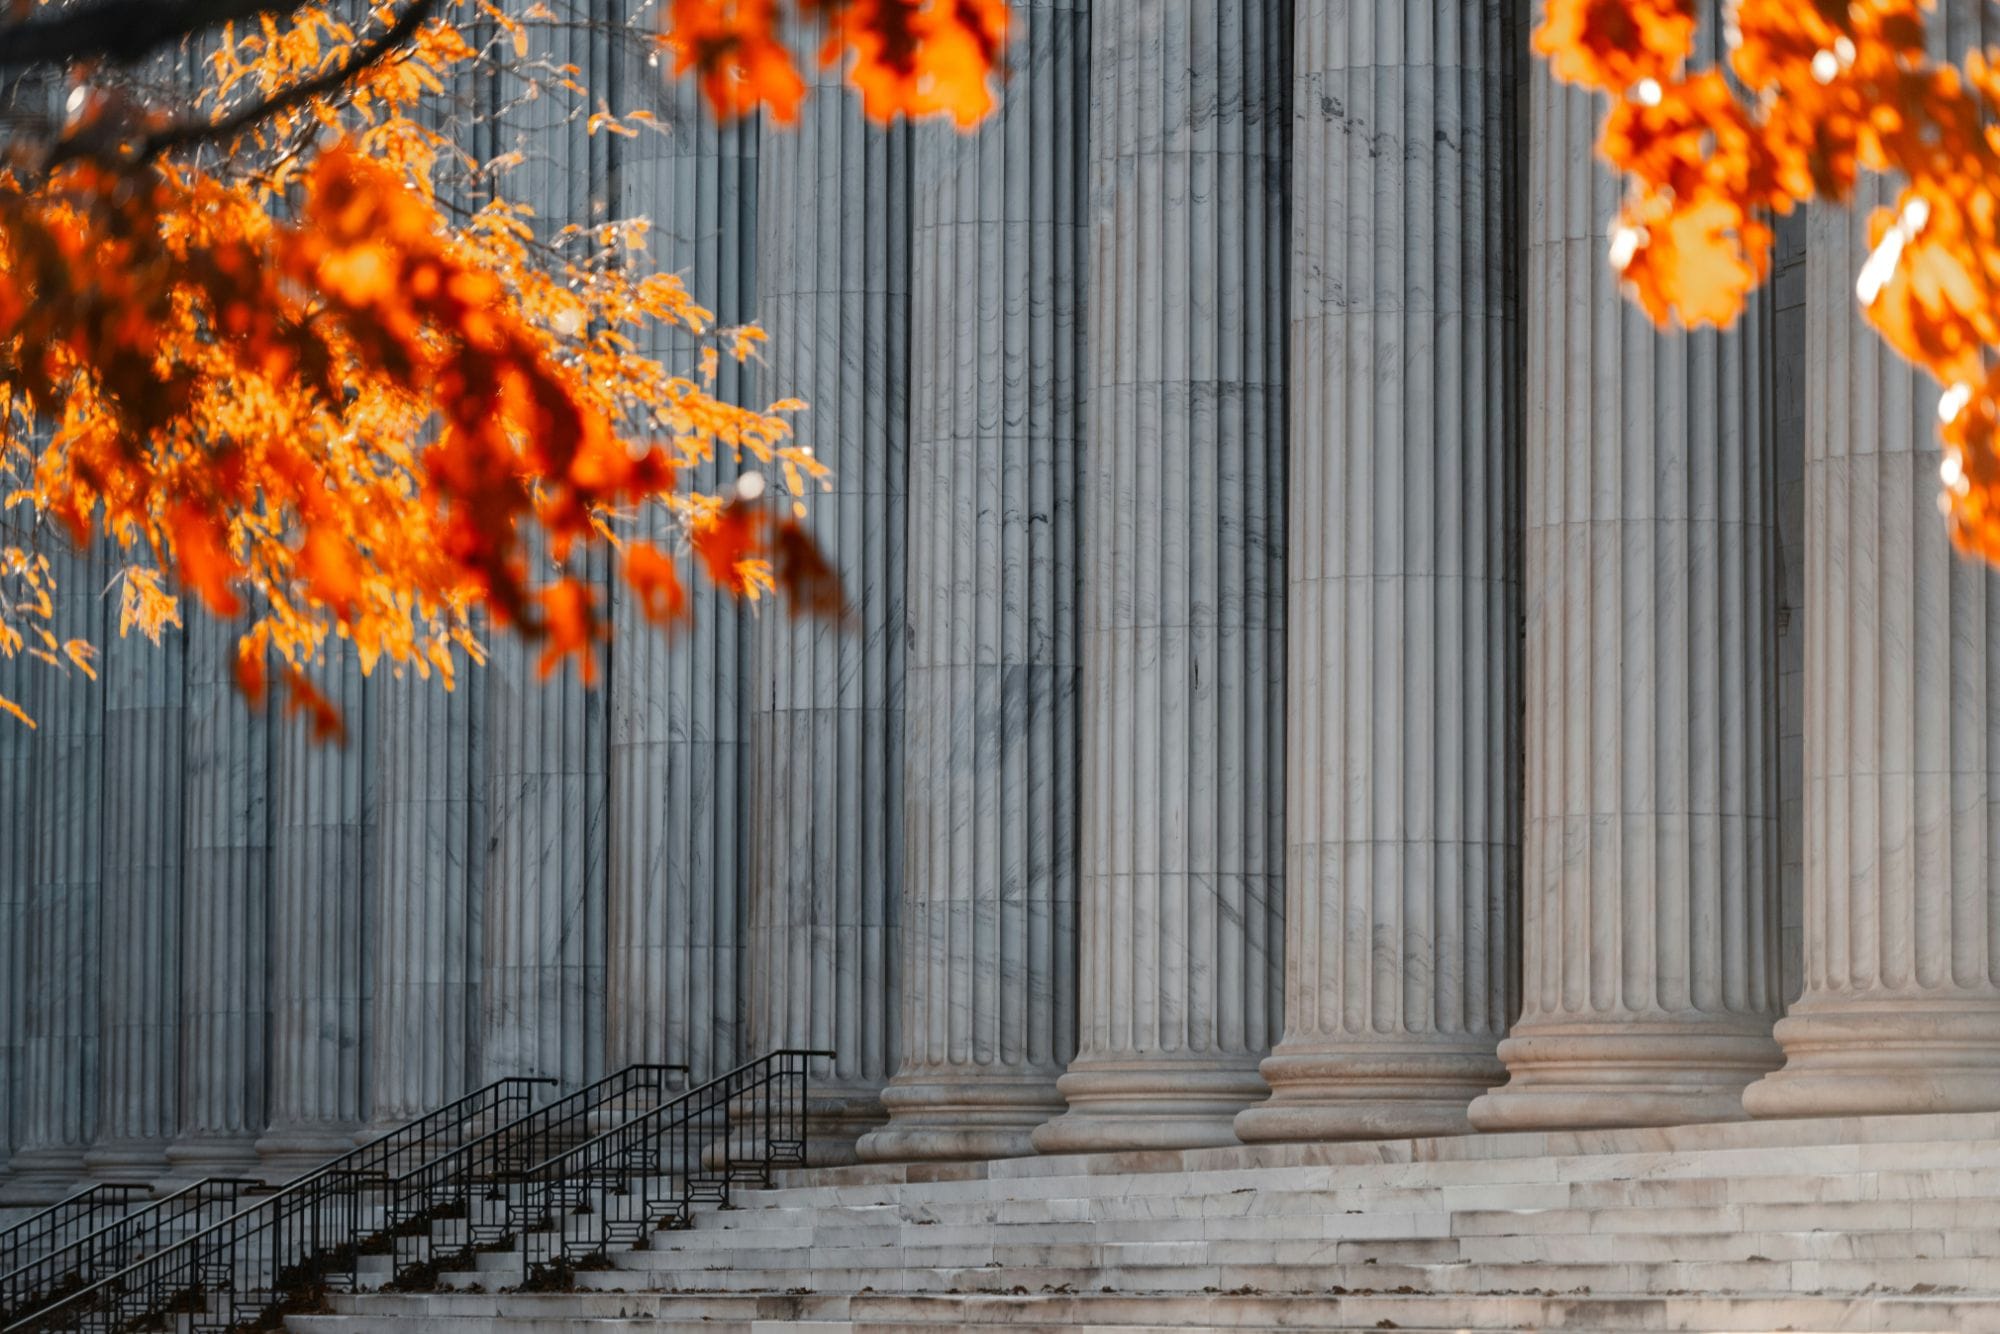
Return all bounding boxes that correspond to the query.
[478,11,612,1092]
[368,674,482,1129]
[6,541,106,1199]
[747,13,910,1161]
[1744,30,2000,1115]
[257,650,370,1176]
[1237,0,1519,1145]
[0,593,34,1183]
[855,0,1087,1164]
[87,617,185,1175]
[482,609,607,1088]
[1032,0,1289,1155]
[168,617,270,1177]
[1465,17,1783,1132]
[605,62,756,1086]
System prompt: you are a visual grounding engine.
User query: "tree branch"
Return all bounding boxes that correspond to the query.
[0,0,309,71]
[43,0,441,169]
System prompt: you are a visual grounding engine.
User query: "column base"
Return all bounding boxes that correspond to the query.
[1466,1018,1781,1132]
[1031,1058,1267,1155]
[255,1122,364,1182]
[1744,994,2000,1119]
[0,1146,92,1204]
[165,1133,268,1182]
[855,1068,1067,1163]
[798,1088,888,1167]
[82,1138,173,1181]
[1234,1042,1504,1144]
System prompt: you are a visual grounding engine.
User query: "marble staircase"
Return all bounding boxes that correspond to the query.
[289,1110,2000,1333]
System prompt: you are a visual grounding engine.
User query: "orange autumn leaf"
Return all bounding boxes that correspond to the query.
[772,516,845,619]
[234,642,269,706]
[689,500,766,595]
[280,665,346,745]
[536,578,603,685]
[1539,0,2000,564]
[663,0,1010,126]
[623,540,689,626]
[168,502,245,618]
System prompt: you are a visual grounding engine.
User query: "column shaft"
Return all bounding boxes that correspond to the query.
[856,0,1087,1164]
[0,594,33,1183]
[7,542,106,1199]
[369,674,482,1126]
[1745,20,2000,1111]
[1467,17,1782,1131]
[257,651,370,1175]
[607,69,757,1085]
[482,614,607,1086]
[169,616,270,1176]
[1033,0,1290,1154]
[479,11,613,1091]
[746,15,911,1163]
[1237,0,1520,1145]
[88,619,184,1174]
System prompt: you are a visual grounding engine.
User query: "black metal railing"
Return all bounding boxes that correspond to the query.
[516,1050,826,1280]
[0,1177,258,1325]
[0,1184,151,1278]
[4,1076,551,1334]
[381,1064,688,1274]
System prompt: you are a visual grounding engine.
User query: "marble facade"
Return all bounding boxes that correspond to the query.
[4,0,2000,1201]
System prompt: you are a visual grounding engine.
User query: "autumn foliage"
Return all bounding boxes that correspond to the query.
[0,0,1014,729]
[1539,0,2000,561]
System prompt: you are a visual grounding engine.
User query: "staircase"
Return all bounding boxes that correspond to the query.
[290,1107,2000,1333]
[0,1177,257,1324]
[0,1184,151,1278]
[0,1075,558,1333]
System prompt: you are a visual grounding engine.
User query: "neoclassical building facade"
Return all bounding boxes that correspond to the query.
[3,0,1997,1202]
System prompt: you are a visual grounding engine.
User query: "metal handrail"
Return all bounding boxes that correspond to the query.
[293,1075,558,1190]
[514,1049,830,1280]
[381,1064,688,1265]
[0,1184,151,1277]
[4,1075,551,1333]
[0,1177,258,1325]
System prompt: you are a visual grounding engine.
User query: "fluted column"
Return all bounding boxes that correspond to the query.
[1032,0,1289,1155]
[1466,17,1782,1132]
[168,617,270,1177]
[482,608,607,1087]
[6,542,106,1200]
[479,14,613,1093]
[87,619,185,1175]
[1237,0,1519,1145]
[257,651,370,1176]
[368,675,482,1128]
[606,68,756,1085]
[1745,36,2000,1116]
[854,0,1087,1164]
[747,15,910,1162]
[0,603,34,1184]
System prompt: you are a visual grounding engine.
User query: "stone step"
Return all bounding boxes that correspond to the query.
[634,1224,2000,1268]
[772,1110,2000,1192]
[288,1288,2000,1333]
[742,1135,2000,1209]
[665,1168,2000,1244]
[557,1254,2000,1299]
